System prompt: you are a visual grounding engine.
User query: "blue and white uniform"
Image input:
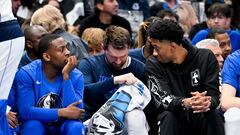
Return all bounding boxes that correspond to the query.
[17,60,85,135]
[0,0,24,134]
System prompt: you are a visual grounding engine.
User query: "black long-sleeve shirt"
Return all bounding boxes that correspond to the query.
[144,39,220,113]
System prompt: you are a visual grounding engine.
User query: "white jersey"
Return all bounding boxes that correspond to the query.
[0,0,15,22]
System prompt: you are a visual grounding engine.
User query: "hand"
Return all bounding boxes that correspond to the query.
[62,56,77,80]
[58,100,85,119]
[6,111,18,128]
[113,73,138,85]
[190,91,211,113]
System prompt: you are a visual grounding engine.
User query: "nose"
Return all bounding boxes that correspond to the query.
[153,49,158,56]
[115,58,122,64]
[114,0,119,7]
[225,45,232,52]
[65,48,70,57]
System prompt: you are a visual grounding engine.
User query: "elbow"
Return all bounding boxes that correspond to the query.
[221,99,230,112]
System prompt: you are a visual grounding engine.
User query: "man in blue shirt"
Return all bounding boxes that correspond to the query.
[78,26,148,134]
[16,34,85,135]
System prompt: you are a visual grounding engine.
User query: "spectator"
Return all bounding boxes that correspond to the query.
[196,39,223,70]
[157,9,179,22]
[129,17,156,63]
[164,0,199,34]
[0,0,25,134]
[78,26,148,134]
[144,19,224,135]
[17,34,85,135]
[81,28,105,56]
[19,25,48,68]
[207,28,232,59]
[188,0,225,40]
[31,5,88,61]
[196,39,224,90]
[192,3,240,53]
[74,0,132,39]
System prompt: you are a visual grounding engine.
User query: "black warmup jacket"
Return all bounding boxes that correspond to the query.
[144,38,220,114]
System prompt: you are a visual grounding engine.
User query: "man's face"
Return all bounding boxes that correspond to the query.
[105,44,128,70]
[206,45,224,70]
[46,37,70,69]
[208,13,231,30]
[149,38,174,63]
[11,0,21,14]
[28,27,48,55]
[100,0,119,15]
[215,33,232,59]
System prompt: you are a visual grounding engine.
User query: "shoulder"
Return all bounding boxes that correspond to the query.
[18,60,42,80]
[78,54,105,69]
[225,50,240,66]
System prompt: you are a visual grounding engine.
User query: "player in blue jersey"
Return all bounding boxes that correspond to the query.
[16,34,85,135]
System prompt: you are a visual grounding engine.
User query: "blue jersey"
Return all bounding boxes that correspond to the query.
[192,29,240,52]
[17,60,84,122]
[78,54,145,119]
[222,50,240,97]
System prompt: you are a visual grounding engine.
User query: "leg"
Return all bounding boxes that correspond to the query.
[190,110,225,135]
[224,107,240,135]
[0,20,24,135]
[158,111,185,135]
[21,120,46,135]
[123,109,149,135]
[61,120,85,135]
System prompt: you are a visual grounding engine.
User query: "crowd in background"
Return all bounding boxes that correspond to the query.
[1,0,240,134]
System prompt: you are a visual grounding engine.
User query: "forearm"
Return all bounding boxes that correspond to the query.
[61,79,84,108]
[221,97,240,112]
[85,78,115,98]
[20,107,58,122]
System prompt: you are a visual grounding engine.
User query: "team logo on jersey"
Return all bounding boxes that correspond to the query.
[191,69,200,86]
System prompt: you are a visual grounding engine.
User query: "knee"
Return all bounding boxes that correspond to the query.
[157,111,178,122]
[224,107,240,123]
[125,109,147,124]
[21,120,45,135]
[62,120,85,135]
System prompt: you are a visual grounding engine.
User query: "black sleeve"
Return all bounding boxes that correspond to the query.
[144,57,185,113]
[203,51,221,109]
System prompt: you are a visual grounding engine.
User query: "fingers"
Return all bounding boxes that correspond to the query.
[114,73,138,85]
[191,91,207,97]
[191,96,211,113]
[69,100,82,107]
[6,112,18,128]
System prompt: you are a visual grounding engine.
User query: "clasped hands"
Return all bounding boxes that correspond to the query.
[183,91,211,113]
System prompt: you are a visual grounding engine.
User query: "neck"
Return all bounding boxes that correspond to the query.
[42,62,59,82]
[143,45,152,59]
[99,12,112,24]
[166,0,176,9]
[173,45,188,64]
[27,51,38,61]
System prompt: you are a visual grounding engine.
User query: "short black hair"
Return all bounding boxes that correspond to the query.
[157,9,179,22]
[38,34,61,59]
[206,28,227,39]
[206,3,232,18]
[148,19,184,45]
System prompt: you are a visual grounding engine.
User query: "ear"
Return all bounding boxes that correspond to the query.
[96,3,104,11]
[43,53,51,61]
[26,40,33,49]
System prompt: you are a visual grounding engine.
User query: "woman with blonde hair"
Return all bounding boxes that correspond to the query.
[31,5,88,61]
[81,28,106,56]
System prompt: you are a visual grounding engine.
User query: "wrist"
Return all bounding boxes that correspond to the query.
[182,98,191,110]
